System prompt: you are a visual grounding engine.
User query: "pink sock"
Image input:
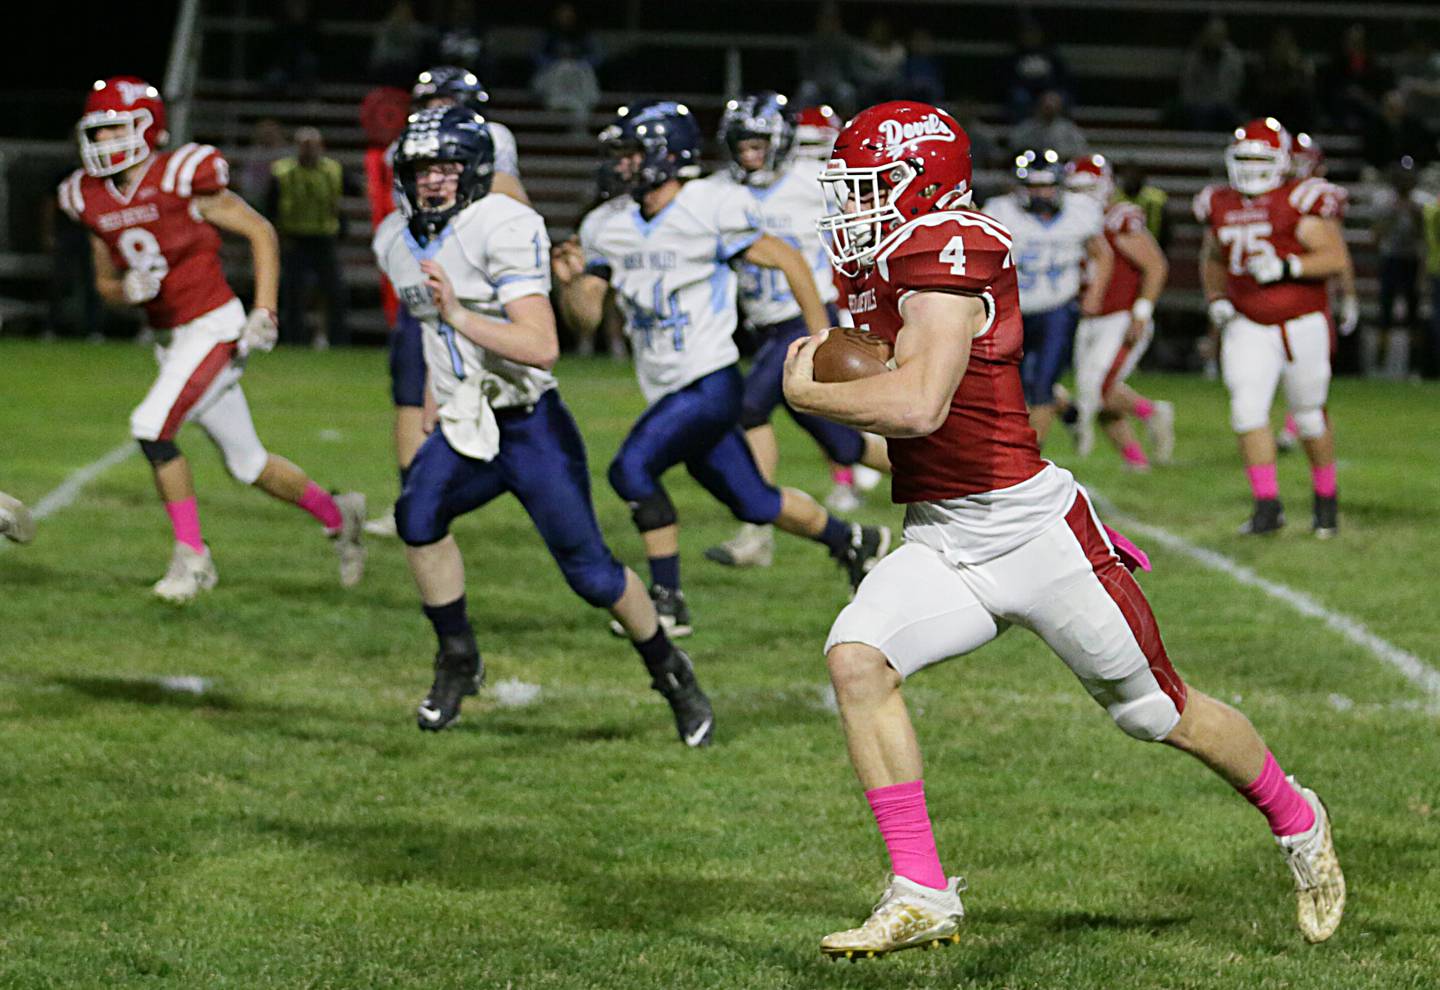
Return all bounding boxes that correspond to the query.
[1132,397,1155,420]
[1311,463,1337,498]
[298,482,342,531]
[165,497,205,553]
[865,779,947,890]
[1246,463,1279,501]
[1121,442,1149,468]
[831,466,855,486]
[1284,413,1300,438]
[1239,752,1316,837]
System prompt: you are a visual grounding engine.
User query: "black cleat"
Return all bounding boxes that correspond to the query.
[610,584,693,638]
[1239,497,1285,536]
[417,634,484,732]
[840,524,891,590]
[1312,494,1339,539]
[646,647,714,747]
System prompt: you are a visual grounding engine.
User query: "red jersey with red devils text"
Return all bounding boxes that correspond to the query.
[1193,177,1345,326]
[847,210,1047,503]
[58,143,236,329]
[1097,201,1147,316]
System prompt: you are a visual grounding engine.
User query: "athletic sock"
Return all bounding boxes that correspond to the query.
[165,497,205,554]
[1132,397,1156,420]
[1239,751,1316,837]
[818,514,852,558]
[1246,463,1280,501]
[649,553,680,592]
[422,595,473,643]
[632,627,673,668]
[866,779,948,890]
[831,465,855,486]
[1121,442,1149,468]
[1311,463,1337,498]
[298,481,343,531]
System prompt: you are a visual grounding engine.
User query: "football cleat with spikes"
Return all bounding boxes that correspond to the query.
[152,543,218,603]
[329,491,368,587]
[825,482,862,513]
[1312,494,1338,539]
[1146,400,1176,464]
[0,491,36,544]
[645,647,713,747]
[822,874,967,960]
[363,506,399,538]
[1239,497,1285,536]
[704,523,774,568]
[1278,784,1345,943]
[840,524,891,591]
[416,634,484,732]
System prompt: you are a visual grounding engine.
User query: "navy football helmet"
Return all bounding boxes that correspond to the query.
[392,106,495,243]
[411,66,489,113]
[597,100,703,201]
[718,91,796,187]
[1014,147,1063,215]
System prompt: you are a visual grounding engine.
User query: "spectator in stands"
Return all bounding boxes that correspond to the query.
[1007,17,1071,122]
[268,128,351,350]
[1371,158,1428,378]
[1177,16,1245,131]
[436,0,484,71]
[851,16,907,108]
[797,2,857,113]
[1323,23,1391,133]
[532,2,602,129]
[263,0,321,95]
[1117,162,1170,249]
[900,28,945,106]
[1363,91,1436,170]
[370,1,434,87]
[239,119,288,209]
[1251,28,1319,133]
[1010,90,1088,162]
[1395,29,1440,129]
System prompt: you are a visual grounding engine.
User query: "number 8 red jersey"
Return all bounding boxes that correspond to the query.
[57,143,236,329]
[1192,176,1346,326]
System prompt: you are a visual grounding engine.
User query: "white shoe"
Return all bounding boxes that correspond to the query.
[853,464,884,493]
[363,507,399,538]
[825,483,861,513]
[0,491,36,544]
[821,874,967,960]
[329,491,367,588]
[1146,400,1176,465]
[703,523,774,568]
[152,543,218,603]
[1277,784,1345,943]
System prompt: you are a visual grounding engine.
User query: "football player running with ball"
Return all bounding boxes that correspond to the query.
[783,101,1344,958]
[1196,118,1349,537]
[374,107,713,744]
[59,77,365,602]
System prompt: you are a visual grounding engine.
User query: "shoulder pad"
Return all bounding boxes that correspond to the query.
[873,212,1013,294]
[57,169,87,221]
[161,144,228,197]
[1289,177,1345,219]
[1106,202,1146,234]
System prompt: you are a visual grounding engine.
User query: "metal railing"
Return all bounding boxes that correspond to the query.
[163,0,205,144]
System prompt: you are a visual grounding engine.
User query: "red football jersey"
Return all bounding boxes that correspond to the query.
[848,210,1047,503]
[58,143,235,329]
[1097,201,1147,316]
[1193,177,1345,326]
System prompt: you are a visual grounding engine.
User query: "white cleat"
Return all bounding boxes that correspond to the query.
[1147,400,1176,465]
[330,491,368,588]
[825,483,862,514]
[853,463,884,493]
[1278,784,1345,943]
[821,874,967,960]
[703,523,774,568]
[363,507,399,538]
[152,543,218,603]
[0,491,36,544]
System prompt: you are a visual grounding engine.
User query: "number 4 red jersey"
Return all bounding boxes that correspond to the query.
[57,143,236,329]
[1192,176,1346,326]
[845,209,1047,503]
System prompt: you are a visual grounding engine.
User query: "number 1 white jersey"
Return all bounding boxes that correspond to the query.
[579,180,761,404]
[372,193,556,409]
[981,192,1102,315]
[693,159,838,328]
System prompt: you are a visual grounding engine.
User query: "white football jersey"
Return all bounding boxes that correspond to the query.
[373,193,556,409]
[695,159,838,328]
[579,180,761,403]
[982,192,1103,314]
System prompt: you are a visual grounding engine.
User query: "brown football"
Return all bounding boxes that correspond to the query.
[813,327,894,383]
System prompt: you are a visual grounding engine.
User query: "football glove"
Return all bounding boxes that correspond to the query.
[121,268,162,304]
[1207,298,1238,331]
[1339,295,1359,336]
[240,307,279,354]
[1247,253,1302,285]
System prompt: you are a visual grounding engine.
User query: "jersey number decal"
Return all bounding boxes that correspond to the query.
[740,234,803,305]
[632,281,691,352]
[1217,221,1277,277]
[117,227,170,280]
[939,235,967,275]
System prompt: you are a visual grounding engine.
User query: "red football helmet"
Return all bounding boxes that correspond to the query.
[1064,152,1113,204]
[77,76,167,177]
[1225,117,1291,197]
[793,104,843,161]
[817,101,972,274]
[1292,132,1325,179]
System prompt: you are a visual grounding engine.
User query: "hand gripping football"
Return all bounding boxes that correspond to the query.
[813,327,893,383]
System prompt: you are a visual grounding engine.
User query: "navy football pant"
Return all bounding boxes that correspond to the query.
[1020,302,1081,407]
[739,315,866,465]
[396,390,628,609]
[389,306,426,408]
[609,365,784,526]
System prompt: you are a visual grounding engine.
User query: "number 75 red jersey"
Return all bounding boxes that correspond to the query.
[58,143,236,329]
[1192,176,1346,326]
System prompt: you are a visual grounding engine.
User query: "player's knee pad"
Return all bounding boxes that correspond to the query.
[1229,398,1269,435]
[557,552,627,609]
[607,451,657,505]
[1292,408,1327,440]
[738,403,771,431]
[137,438,181,467]
[624,490,677,533]
[222,441,269,485]
[394,488,449,547]
[1107,691,1182,742]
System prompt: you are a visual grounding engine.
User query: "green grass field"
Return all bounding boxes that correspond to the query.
[1,339,1438,989]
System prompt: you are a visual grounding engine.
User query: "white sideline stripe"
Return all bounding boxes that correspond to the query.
[1097,497,1440,707]
[1,440,135,552]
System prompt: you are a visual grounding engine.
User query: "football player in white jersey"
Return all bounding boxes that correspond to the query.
[982,149,1111,445]
[699,91,890,569]
[552,101,890,635]
[373,107,715,745]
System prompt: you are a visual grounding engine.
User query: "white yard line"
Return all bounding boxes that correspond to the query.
[1,440,134,552]
[1097,495,1440,709]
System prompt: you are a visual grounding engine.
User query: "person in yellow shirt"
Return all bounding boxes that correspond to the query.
[268,127,352,348]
